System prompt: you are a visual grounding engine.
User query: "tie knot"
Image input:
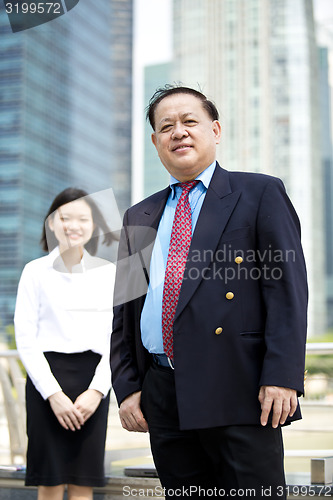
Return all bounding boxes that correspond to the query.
[180,180,198,194]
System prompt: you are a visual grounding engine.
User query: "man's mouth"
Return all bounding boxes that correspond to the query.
[172,144,192,152]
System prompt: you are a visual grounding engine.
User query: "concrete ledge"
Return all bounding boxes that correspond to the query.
[311,457,333,484]
[0,469,162,499]
[0,469,332,499]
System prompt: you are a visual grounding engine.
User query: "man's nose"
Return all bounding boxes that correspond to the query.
[172,123,188,139]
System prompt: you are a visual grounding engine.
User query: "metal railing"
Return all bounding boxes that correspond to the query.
[0,345,333,466]
[0,350,26,463]
[305,343,333,355]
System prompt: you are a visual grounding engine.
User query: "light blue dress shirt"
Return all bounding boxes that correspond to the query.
[140,161,216,354]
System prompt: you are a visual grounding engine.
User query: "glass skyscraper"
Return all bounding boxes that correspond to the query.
[319,47,333,328]
[0,0,133,325]
[143,62,171,197]
[172,0,326,337]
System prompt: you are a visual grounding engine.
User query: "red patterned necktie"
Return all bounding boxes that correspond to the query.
[162,180,198,360]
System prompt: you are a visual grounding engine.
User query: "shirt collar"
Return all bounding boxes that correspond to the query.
[169,161,216,199]
[46,246,90,273]
[46,246,60,267]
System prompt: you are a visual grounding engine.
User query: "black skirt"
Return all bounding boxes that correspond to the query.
[25,351,110,487]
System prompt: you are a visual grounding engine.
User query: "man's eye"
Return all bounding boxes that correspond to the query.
[161,125,172,132]
[185,120,196,124]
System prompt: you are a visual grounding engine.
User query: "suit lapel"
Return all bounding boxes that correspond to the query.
[132,187,170,280]
[175,166,241,320]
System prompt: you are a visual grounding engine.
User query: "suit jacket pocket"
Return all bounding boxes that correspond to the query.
[240,331,264,340]
[220,226,251,242]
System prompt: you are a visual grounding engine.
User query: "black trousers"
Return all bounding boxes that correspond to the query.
[141,362,287,500]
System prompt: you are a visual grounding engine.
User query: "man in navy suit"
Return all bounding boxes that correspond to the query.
[111,85,308,499]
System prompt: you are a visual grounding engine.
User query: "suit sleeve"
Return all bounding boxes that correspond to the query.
[256,178,308,395]
[110,210,143,406]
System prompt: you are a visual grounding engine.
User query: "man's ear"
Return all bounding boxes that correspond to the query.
[212,120,222,144]
[151,132,157,148]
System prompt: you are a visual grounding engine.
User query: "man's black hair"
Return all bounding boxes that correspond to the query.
[146,84,219,131]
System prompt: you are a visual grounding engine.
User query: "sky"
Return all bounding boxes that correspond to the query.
[314,0,333,50]
[314,0,333,22]
[134,0,172,67]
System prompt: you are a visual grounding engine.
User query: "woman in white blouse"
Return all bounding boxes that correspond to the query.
[14,188,116,500]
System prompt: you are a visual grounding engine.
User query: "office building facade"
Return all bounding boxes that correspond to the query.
[0,0,133,325]
[143,62,171,197]
[319,47,333,327]
[172,0,325,336]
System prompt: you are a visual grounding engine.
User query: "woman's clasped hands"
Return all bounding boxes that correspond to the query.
[48,389,103,431]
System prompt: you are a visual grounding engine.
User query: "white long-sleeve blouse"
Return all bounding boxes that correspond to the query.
[14,247,115,400]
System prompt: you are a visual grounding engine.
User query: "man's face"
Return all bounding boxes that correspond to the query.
[151,93,221,182]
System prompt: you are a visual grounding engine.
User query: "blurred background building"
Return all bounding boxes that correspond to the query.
[0,0,332,338]
[143,62,171,197]
[319,46,333,328]
[140,0,333,338]
[0,0,133,326]
[316,3,333,330]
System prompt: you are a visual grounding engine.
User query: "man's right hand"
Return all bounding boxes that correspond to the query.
[119,391,148,433]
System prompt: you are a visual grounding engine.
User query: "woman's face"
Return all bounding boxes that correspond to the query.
[48,199,94,252]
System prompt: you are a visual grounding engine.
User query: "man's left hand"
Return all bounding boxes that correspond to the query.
[258,385,298,428]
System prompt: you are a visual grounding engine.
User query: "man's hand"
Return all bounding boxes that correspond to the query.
[258,385,298,428]
[119,391,148,433]
[74,389,103,423]
[48,391,85,431]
